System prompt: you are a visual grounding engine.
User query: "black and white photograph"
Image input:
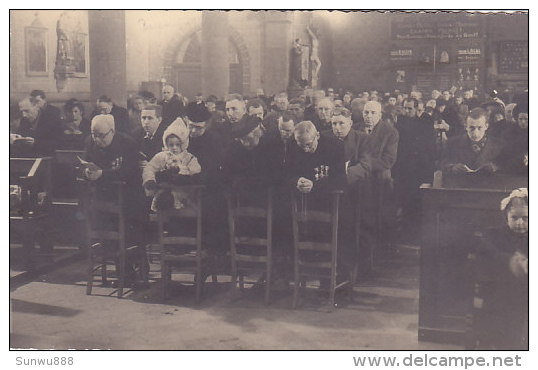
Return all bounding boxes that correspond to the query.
[7,7,530,362]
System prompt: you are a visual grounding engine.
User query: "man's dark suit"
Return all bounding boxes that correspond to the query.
[13,109,62,157]
[441,134,505,173]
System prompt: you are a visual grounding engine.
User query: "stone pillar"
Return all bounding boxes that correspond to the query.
[201,11,229,98]
[88,10,127,106]
[262,11,293,96]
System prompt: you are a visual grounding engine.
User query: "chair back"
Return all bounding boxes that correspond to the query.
[80,181,126,253]
[157,184,204,262]
[227,187,273,270]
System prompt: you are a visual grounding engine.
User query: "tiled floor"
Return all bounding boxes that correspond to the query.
[9,244,460,350]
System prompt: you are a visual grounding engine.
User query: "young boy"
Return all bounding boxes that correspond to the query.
[142,118,201,212]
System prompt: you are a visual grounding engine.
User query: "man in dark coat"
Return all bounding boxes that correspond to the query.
[287,120,347,283]
[393,98,436,240]
[11,97,62,157]
[160,84,185,126]
[498,104,528,175]
[326,107,371,184]
[308,97,334,133]
[186,102,224,185]
[83,114,145,246]
[325,107,371,280]
[463,89,480,110]
[259,111,298,268]
[287,120,346,194]
[30,89,62,127]
[133,104,167,162]
[184,101,229,258]
[355,100,399,273]
[218,94,261,150]
[220,117,269,263]
[357,101,399,181]
[441,108,505,175]
[263,92,288,133]
[221,116,267,191]
[91,95,130,135]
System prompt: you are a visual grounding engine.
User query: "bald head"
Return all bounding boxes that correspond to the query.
[91,114,115,148]
[362,101,382,129]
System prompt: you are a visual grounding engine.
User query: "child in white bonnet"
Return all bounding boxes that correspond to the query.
[142,117,201,212]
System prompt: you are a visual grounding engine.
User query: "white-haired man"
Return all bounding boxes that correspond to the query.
[83,114,147,259]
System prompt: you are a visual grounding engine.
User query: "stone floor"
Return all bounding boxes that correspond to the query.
[9,244,460,350]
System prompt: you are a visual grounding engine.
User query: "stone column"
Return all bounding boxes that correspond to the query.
[262,11,293,96]
[201,11,229,98]
[88,10,127,106]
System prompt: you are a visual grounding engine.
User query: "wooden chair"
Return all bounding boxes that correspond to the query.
[51,150,86,247]
[10,157,53,270]
[157,184,213,303]
[227,187,273,305]
[52,150,85,205]
[83,181,148,298]
[291,190,345,312]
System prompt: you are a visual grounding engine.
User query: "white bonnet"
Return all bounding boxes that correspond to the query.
[500,187,528,211]
[162,117,189,148]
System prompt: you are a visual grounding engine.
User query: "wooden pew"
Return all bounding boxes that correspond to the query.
[10,157,53,270]
[418,171,528,345]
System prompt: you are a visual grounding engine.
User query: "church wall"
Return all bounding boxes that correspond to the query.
[10,11,527,113]
[124,10,263,100]
[313,11,527,96]
[9,10,91,108]
[313,11,393,93]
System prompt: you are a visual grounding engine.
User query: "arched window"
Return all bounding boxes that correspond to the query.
[172,32,243,99]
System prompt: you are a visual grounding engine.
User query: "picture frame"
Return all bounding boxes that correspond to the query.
[25,26,48,76]
[71,31,89,77]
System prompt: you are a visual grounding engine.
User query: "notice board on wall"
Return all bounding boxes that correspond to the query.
[497,41,528,74]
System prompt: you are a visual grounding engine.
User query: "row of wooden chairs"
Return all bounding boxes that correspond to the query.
[83,182,348,310]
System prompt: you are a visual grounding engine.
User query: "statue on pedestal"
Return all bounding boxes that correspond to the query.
[307,26,321,90]
[289,38,308,89]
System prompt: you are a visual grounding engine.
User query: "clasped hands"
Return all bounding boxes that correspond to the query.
[83,162,103,181]
[296,177,313,194]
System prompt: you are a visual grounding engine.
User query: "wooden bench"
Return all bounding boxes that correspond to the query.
[10,157,53,270]
[418,171,527,345]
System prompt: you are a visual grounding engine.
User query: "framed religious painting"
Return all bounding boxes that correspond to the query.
[25,26,48,76]
[71,31,89,77]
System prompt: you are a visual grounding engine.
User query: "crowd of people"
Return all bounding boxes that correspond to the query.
[10,84,528,349]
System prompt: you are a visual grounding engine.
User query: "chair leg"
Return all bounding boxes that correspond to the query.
[292,267,299,309]
[195,260,202,303]
[195,272,202,304]
[211,274,218,283]
[265,264,271,305]
[329,272,336,313]
[162,262,169,299]
[117,255,125,298]
[101,261,107,286]
[86,247,94,295]
[140,250,150,284]
[239,274,245,290]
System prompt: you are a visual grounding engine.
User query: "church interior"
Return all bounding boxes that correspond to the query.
[9,10,528,352]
